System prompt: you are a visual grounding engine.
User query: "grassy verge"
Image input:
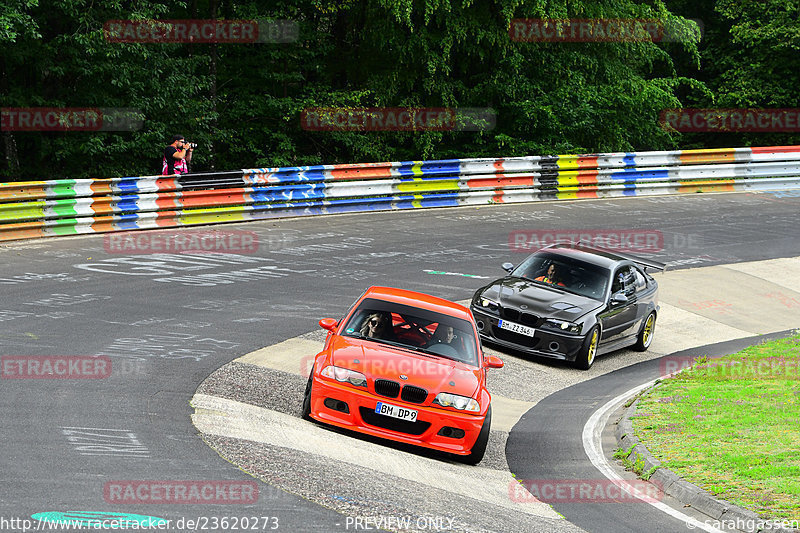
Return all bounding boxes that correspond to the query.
[632,333,800,520]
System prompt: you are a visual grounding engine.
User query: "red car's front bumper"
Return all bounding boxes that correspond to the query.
[309,376,486,456]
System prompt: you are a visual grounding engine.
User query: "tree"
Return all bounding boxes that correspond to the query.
[1,0,703,181]
[666,0,800,147]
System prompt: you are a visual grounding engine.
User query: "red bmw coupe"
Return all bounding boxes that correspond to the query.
[302,286,504,464]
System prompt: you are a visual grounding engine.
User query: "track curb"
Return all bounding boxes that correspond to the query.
[615,358,799,532]
[616,396,760,527]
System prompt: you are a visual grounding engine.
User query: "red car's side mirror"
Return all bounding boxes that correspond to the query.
[319,318,338,332]
[484,355,504,369]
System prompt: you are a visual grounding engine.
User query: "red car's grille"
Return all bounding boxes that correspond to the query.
[374,379,400,398]
[359,407,431,436]
[374,380,428,404]
[400,385,428,404]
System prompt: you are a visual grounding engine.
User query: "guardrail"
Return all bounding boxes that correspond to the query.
[2,145,800,242]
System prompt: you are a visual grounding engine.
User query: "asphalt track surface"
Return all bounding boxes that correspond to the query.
[505,330,798,533]
[1,191,799,532]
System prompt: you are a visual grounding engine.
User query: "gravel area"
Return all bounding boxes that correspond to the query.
[201,434,585,533]
[196,362,306,417]
[191,325,672,533]
[481,342,667,404]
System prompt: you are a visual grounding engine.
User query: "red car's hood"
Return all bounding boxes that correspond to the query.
[328,335,480,399]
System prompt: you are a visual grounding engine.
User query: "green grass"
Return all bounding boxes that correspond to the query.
[632,333,800,520]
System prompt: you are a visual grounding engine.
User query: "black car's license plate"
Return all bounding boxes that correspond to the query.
[498,319,536,337]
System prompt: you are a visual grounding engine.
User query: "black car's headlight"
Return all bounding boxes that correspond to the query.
[433,392,480,412]
[540,319,582,335]
[320,365,367,387]
[473,296,500,314]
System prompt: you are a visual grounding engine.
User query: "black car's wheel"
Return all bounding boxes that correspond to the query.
[633,312,656,352]
[301,366,314,420]
[459,405,491,465]
[574,326,599,370]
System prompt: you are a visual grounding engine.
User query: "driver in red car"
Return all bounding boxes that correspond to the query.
[535,264,566,287]
[429,325,456,345]
[427,324,469,360]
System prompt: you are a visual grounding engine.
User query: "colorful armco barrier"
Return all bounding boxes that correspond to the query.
[2,145,800,241]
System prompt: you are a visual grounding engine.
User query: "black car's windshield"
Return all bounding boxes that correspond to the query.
[342,298,479,366]
[511,252,609,300]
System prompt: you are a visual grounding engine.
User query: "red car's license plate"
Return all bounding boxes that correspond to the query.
[375,402,418,422]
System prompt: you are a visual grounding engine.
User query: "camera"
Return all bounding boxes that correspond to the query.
[184,142,197,149]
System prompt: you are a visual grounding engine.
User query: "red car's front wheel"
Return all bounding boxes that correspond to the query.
[459,405,491,465]
[301,367,314,420]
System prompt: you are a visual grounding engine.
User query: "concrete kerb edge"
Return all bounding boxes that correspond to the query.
[615,390,795,533]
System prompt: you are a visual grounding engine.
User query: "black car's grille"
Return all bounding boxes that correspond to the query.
[400,385,428,404]
[520,312,539,327]
[359,407,431,436]
[501,307,539,327]
[374,379,400,398]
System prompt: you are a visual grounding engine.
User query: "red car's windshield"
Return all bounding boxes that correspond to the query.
[342,298,479,366]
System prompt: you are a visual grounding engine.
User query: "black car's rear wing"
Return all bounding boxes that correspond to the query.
[543,241,668,272]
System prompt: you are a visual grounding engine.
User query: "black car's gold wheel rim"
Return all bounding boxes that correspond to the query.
[587,329,598,365]
[643,314,655,347]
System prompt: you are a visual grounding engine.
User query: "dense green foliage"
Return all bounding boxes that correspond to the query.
[666,0,800,148]
[0,0,796,180]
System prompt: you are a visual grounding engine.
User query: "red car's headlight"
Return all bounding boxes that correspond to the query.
[433,392,480,412]
[320,365,367,387]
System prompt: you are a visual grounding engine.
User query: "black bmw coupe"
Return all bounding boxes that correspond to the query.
[470,242,666,370]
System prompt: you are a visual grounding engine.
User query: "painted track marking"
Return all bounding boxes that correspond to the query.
[582,382,727,533]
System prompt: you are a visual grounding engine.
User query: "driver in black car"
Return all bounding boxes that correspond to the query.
[535,263,566,287]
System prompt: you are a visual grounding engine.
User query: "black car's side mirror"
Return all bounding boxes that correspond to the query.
[502,262,514,273]
[610,293,628,306]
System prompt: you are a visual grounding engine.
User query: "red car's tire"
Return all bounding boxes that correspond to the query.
[301,366,314,421]
[459,405,491,465]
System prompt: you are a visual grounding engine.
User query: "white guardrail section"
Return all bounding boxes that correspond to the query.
[1,145,799,241]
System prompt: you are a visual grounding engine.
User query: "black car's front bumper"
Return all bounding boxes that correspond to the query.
[470,307,586,362]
